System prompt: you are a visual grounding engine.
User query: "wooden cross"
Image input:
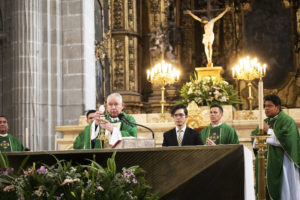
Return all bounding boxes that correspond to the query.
[191,0,225,19]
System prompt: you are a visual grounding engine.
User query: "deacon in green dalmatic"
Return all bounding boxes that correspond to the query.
[73,93,137,149]
[252,94,300,200]
[0,116,24,152]
[200,104,239,145]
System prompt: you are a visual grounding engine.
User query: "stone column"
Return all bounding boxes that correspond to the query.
[11,0,45,151]
[7,0,96,151]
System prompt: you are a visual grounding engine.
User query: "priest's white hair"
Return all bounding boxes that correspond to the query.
[107,92,123,103]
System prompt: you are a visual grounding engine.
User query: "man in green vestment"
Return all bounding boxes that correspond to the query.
[252,94,300,200]
[73,93,137,149]
[0,116,24,152]
[73,110,96,149]
[200,104,239,145]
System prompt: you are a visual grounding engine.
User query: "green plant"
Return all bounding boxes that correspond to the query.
[0,152,158,200]
[178,74,242,107]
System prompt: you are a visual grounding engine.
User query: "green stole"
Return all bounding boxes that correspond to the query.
[83,115,122,149]
[207,126,221,144]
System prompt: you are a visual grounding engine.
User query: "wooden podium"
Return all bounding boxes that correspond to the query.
[6,145,254,199]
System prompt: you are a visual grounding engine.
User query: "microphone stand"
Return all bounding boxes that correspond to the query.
[132,122,155,139]
[122,120,155,139]
[118,113,155,139]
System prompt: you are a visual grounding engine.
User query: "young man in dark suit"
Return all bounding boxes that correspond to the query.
[162,104,203,146]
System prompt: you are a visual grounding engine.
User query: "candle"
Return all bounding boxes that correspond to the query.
[258,79,264,130]
[147,70,150,80]
[25,128,29,148]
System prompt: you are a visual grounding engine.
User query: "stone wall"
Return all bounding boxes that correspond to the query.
[0,0,96,151]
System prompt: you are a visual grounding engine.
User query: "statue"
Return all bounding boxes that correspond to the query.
[184,7,231,67]
[149,29,164,52]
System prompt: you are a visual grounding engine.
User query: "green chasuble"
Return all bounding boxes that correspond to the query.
[252,110,300,200]
[0,134,24,152]
[73,112,137,149]
[200,123,239,144]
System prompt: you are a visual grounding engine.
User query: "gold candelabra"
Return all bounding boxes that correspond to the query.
[147,60,180,122]
[254,129,270,200]
[232,56,266,118]
[233,56,269,200]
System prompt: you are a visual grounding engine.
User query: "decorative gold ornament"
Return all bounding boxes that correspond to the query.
[186,101,209,129]
[253,129,270,200]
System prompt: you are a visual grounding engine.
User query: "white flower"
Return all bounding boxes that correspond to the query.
[213,90,220,95]
[34,185,45,197]
[220,96,227,102]
[61,178,80,185]
[97,186,104,191]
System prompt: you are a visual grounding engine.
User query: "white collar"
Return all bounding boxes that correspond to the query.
[176,125,187,133]
[270,113,279,121]
[0,133,8,137]
[211,121,223,128]
[110,117,120,122]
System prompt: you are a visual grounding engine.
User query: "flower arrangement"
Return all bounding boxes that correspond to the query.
[179,74,241,106]
[0,153,158,200]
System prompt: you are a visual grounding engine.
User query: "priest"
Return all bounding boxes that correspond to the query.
[200,104,239,145]
[73,109,96,149]
[252,94,300,200]
[73,93,137,149]
[0,116,24,152]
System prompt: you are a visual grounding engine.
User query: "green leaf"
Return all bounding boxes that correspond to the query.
[17,155,30,174]
[0,153,8,169]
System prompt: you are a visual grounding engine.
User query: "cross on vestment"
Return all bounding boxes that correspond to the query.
[0,140,10,150]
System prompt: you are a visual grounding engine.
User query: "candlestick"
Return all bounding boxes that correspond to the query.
[258,79,264,130]
[25,127,29,148]
[147,60,180,122]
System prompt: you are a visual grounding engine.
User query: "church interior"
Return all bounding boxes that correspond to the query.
[0,0,299,198]
[0,0,299,151]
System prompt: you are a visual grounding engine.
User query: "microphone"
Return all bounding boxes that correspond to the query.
[118,113,155,139]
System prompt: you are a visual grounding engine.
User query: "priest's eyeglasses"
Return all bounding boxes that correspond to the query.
[173,113,185,118]
[107,103,121,108]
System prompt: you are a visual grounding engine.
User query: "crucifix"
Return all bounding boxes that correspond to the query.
[184,0,231,67]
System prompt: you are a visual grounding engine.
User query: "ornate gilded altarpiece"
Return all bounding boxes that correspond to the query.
[95,0,300,113]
